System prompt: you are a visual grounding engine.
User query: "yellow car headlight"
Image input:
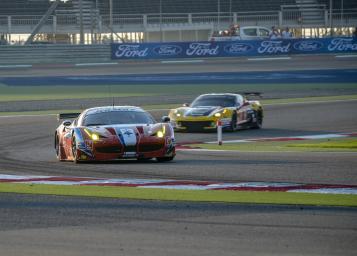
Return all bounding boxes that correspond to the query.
[91,133,99,141]
[214,112,221,117]
[157,131,164,138]
[84,128,101,141]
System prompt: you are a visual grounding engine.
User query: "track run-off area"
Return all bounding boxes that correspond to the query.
[0,55,357,255]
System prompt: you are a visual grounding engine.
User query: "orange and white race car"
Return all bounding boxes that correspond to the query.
[55,106,175,163]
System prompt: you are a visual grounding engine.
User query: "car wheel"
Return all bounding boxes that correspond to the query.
[137,157,152,162]
[252,110,263,129]
[55,134,61,161]
[71,136,80,163]
[157,156,175,162]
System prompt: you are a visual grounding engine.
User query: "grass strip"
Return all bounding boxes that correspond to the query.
[0,183,356,207]
[1,95,357,117]
[287,139,357,149]
[0,104,181,117]
[1,83,357,102]
[189,138,357,152]
[261,94,357,104]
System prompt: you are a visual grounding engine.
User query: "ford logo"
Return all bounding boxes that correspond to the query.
[293,41,323,52]
[153,45,182,56]
[224,43,253,54]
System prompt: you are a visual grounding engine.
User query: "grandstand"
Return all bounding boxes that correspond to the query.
[0,0,356,44]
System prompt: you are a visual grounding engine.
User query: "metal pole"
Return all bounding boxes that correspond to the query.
[159,0,163,42]
[217,0,220,29]
[229,0,232,23]
[217,120,222,146]
[340,0,343,28]
[79,0,84,44]
[109,0,113,42]
[329,0,333,36]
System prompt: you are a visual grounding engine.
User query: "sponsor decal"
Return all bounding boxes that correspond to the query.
[328,38,357,52]
[115,44,149,58]
[153,45,182,56]
[257,41,291,54]
[186,43,219,56]
[224,43,253,54]
[293,40,323,52]
[119,128,137,146]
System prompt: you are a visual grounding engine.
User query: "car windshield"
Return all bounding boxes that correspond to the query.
[83,110,155,126]
[191,95,236,107]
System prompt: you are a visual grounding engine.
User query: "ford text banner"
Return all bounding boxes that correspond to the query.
[111,37,357,60]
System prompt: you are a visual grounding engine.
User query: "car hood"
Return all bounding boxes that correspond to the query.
[83,123,163,137]
[183,106,221,117]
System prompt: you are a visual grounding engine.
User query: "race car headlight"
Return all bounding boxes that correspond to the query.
[157,131,164,138]
[176,113,181,117]
[91,133,99,141]
[214,109,228,117]
[84,128,101,141]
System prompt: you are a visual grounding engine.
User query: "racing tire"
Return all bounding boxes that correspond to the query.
[71,136,80,164]
[55,134,62,161]
[156,156,175,162]
[229,113,238,132]
[137,157,153,162]
[252,110,263,129]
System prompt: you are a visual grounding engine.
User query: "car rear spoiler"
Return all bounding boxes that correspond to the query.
[242,92,263,99]
[57,113,81,121]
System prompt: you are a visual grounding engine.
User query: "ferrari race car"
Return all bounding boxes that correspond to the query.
[168,93,263,132]
[55,106,175,163]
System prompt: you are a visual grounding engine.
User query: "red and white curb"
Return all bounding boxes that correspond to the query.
[204,132,357,144]
[1,174,356,195]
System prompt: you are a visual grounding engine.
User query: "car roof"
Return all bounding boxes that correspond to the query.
[198,93,240,97]
[84,106,145,115]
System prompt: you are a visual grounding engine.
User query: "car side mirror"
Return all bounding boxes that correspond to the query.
[62,120,72,127]
[242,101,250,107]
[182,103,189,107]
[161,116,170,123]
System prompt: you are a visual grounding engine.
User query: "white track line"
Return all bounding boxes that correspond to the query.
[161,60,204,64]
[75,62,118,66]
[247,57,291,61]
[0,65,32,68]
[335,55,357,58]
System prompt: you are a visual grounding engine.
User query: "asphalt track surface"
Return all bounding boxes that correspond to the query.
[1,100,357,185]
[1,56,357,255]
[1,194,356,256]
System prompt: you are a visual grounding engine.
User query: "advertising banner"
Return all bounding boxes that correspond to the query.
[111,37,357,60]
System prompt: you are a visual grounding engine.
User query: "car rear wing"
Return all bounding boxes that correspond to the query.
[242,92,263,99]
[57,113,81,121]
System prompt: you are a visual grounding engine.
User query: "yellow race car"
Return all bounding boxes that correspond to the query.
[168,93,263,132]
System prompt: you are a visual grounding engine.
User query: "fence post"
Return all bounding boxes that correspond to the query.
[217,120,222,146]
[188,13,192,25]
[7,16,11,40]
[278,11,282,27]
[324,10,328,27]
[233,12,237,24]
[143,14,147,28]
[53,15,57,34]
